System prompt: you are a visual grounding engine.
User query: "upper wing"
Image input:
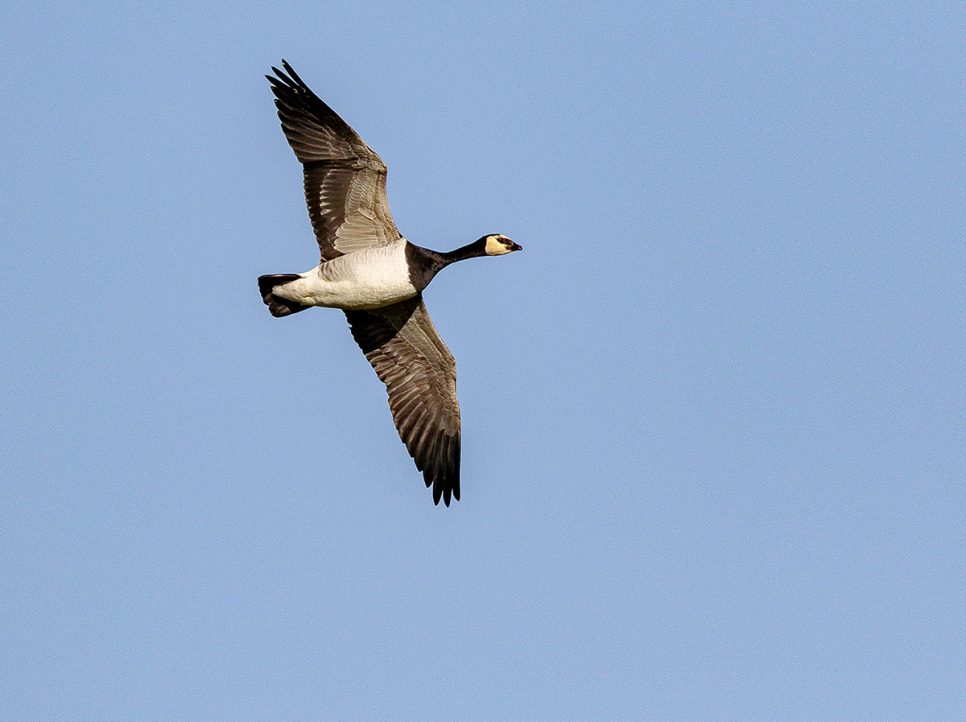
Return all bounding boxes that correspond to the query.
[344,296,461,506]
[267,61,401,261]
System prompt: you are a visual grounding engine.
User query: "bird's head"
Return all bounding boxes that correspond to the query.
[482,234,523,256]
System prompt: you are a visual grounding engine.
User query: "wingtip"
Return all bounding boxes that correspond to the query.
[267,61,296,87]
[274,59,306,90]
[430,478,458,507]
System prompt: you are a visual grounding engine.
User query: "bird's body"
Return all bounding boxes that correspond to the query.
[258,61,520,505]
[273,239,417,310]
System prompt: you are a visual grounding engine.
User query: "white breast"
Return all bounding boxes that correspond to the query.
[274,239,418,310]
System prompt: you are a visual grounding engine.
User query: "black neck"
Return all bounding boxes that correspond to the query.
[437,237,490,265]
[405,237,490,291]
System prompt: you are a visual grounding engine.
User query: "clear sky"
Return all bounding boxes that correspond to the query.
[2,1,964,720]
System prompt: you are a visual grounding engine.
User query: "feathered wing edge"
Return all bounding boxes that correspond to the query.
[266,61,400,260]
[344,296,461,505]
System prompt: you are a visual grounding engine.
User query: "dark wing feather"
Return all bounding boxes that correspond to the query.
[344,296,461,506]
[267,61,401,261]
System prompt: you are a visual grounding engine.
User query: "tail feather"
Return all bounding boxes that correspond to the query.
[258,274,310,317]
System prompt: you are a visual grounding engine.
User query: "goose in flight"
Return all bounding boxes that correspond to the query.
[258,61,521,506]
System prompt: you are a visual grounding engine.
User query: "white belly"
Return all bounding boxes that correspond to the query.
[274,241,418,310]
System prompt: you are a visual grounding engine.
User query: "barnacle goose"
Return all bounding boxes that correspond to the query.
[258,61,521,506]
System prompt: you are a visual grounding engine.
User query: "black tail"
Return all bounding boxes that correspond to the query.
[258,274,310,317]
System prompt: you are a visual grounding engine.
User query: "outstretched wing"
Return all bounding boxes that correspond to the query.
[267,61,401,261]
[344,296,461,506]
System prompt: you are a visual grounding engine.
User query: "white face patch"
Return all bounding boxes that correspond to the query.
[484,234,513,255]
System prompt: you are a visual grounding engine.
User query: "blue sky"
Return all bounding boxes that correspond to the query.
[2,1,964,719]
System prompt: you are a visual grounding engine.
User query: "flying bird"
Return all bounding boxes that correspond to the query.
[258,61,521,506]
